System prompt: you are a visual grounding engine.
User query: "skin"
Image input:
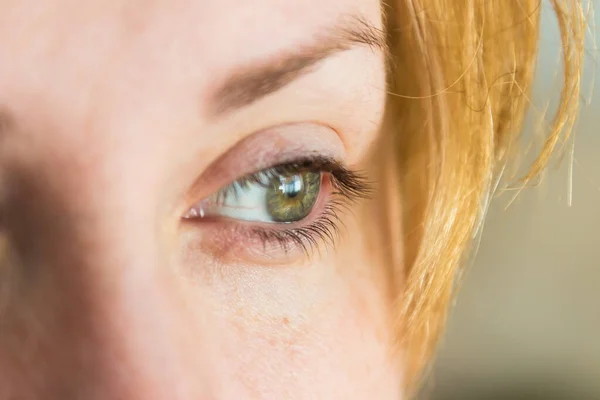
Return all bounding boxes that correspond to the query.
[0,0,402,398]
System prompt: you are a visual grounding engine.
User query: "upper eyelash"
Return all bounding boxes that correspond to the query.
[217,157,372,204]
[215,157,372,255]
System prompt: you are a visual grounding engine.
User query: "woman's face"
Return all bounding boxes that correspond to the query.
[0,0,401,398]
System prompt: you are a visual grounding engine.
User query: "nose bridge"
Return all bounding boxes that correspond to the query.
[1,164,220,399]
[6,150,161,283]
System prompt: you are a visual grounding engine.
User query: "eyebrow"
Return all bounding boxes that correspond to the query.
[210,15,387,117]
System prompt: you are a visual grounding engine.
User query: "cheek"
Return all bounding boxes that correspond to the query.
[182,251,401,399]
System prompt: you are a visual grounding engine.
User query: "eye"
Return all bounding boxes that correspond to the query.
[183,157,371,258]
[187,170,322,224]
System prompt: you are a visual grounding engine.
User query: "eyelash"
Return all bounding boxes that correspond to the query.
[206,157,371,256]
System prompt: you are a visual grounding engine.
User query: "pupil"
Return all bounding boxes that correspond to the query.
[279,175,303,198]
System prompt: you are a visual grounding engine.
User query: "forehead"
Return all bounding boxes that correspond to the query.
[0,0,383,158]
[0,0,382,100]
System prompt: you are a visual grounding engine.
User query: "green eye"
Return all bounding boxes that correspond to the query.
[266,171,321,223]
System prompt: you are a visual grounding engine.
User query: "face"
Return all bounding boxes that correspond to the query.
[0,0,402,398]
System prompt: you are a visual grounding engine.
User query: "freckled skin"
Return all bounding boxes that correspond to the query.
[0,0,403,399]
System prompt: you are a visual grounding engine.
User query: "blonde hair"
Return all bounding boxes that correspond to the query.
[380,0,587,389]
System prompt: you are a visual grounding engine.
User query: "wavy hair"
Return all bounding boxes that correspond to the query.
[377,0,587,390]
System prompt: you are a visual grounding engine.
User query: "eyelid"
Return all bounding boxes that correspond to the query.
[182,124,345,206]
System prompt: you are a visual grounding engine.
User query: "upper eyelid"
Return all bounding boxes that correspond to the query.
[181,127,355,229]
[242,157,343,179]
[184,123,345,193]
[215,158,331,189]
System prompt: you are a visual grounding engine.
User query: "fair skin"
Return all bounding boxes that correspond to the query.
[0,0,402,398]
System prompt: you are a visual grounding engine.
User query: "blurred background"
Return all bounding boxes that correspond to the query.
[424,2,599,399]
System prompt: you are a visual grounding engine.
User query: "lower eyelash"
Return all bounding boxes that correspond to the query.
[245,170,368,256]
[250,202,344,256]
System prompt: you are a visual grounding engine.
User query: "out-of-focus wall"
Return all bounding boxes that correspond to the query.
[427,3,599,399]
